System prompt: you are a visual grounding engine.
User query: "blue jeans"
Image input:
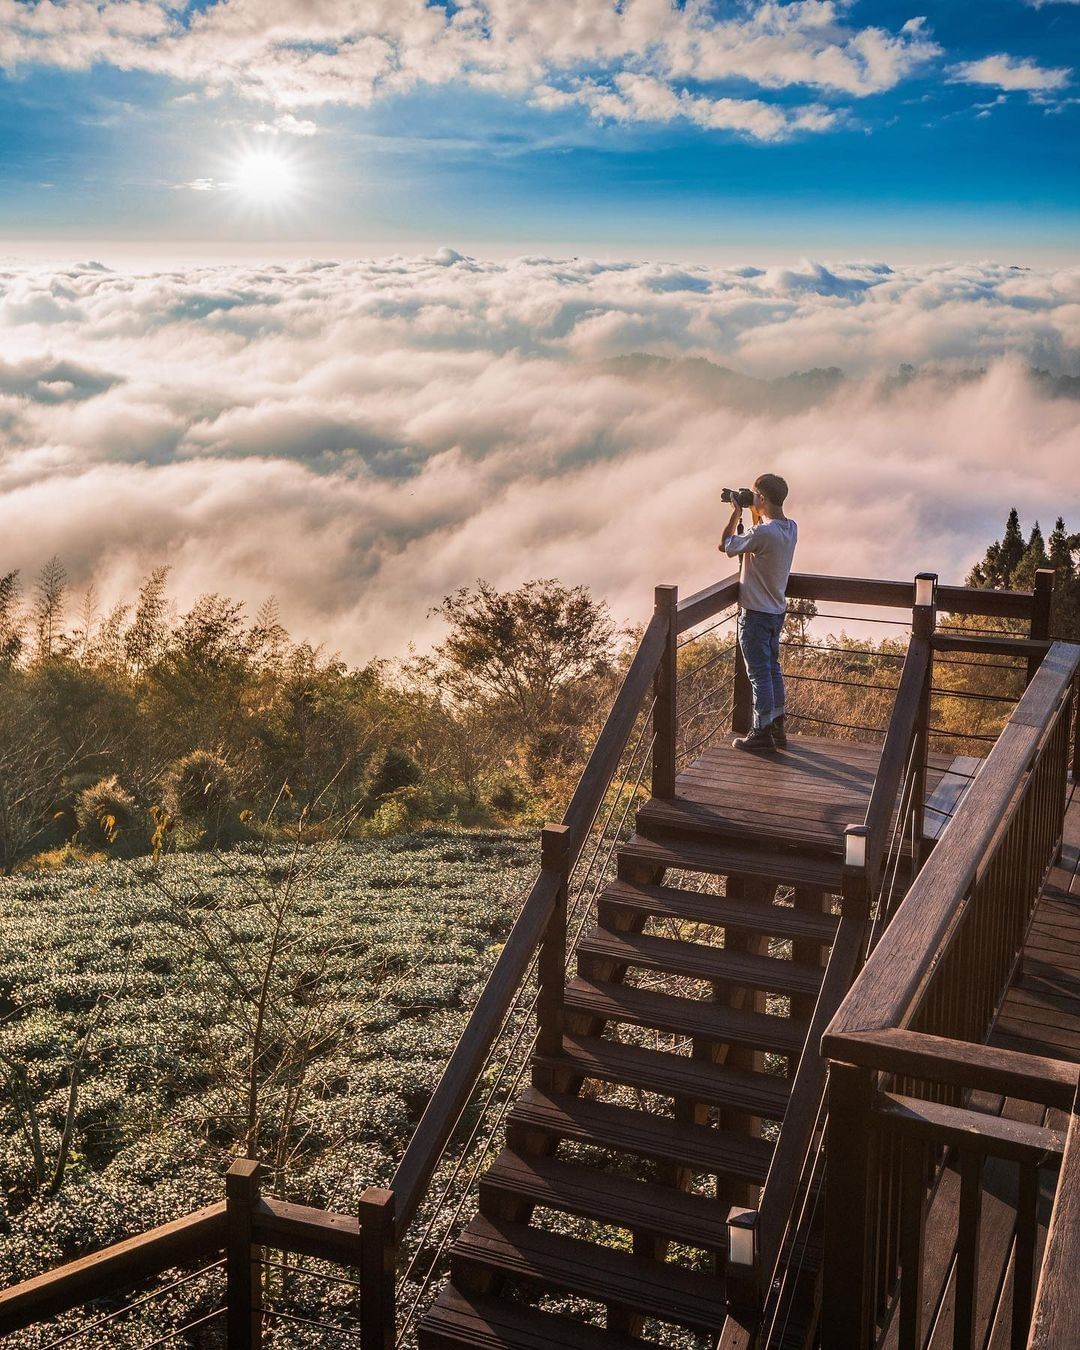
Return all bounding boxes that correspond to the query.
[739,609,785,730]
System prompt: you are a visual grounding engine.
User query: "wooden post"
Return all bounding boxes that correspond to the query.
[359,1187,396,1350]
[226,1159,262,1350]
[652,584,678,799]
[911,574,937,868]
[823,1063,877,1349]
[536,824,571,1059]
[732,611,753,734]
[1027,568,1055,684]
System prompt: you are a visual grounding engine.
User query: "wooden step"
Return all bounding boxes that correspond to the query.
[618,834,844,893]
[421,1284,662,1349]
[481,1148,732,1252]
[599,877,839,945]
[508,1088,774,1184]
[636,795,845,855]
[534,1034,791,1120]
[451,1215,730,1332]
[564,977,809,1056]
[578,927,825,997]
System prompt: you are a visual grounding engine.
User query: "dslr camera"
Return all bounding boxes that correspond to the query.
[721,487,755,509]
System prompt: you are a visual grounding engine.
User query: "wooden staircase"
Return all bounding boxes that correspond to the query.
[419,761,852,1349]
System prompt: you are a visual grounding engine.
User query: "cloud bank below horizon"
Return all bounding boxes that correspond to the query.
[1,252,1078,660]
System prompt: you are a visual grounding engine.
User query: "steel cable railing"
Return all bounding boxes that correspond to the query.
[393,708,659,1344]
[32,1261,226,1350]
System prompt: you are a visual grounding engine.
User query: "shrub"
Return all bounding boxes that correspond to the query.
[52,772,103,840]
[163,750,232,821]
[363,748,422,810]
[75,777,139,849]
[487,773,530,816]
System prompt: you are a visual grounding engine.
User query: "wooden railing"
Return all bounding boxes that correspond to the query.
[821,639,1080,1347]
[0,568,1061,1349]
[0,1159,390,1347]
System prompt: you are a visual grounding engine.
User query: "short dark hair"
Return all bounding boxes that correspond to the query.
[754,473,788,506]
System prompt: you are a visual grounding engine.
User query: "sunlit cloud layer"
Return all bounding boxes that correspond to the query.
[1,253,1078,658]
[0,0,957,140]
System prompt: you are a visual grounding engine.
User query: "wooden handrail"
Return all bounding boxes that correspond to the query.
[1028,1086,1080,1349]
[675,573,739,634]
[562,611,668,857]
[675,571,1038,640]
[862,635,930,886]
[933,634,1053,659]
[252,1196,361,1263]
[826,642,1080,1045]
[393,606,676,1237]
[390,868,560,1236]
[820,1028,1079,1108]
[0,1202,226,1336]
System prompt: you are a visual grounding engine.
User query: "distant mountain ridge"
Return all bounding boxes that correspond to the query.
[600,354,1080,415]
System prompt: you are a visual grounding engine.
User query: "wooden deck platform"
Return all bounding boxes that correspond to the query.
[640,735,957,856]
[991,779,1080,1061]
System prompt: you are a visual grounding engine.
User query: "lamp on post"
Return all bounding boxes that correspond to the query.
[914,572,937,611]
[913,572,938,641]
[726,1206,760,1311]
[842,822,869,918]
[844,823,867,871]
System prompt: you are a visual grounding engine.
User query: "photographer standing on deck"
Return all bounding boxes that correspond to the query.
[719,474,798,752]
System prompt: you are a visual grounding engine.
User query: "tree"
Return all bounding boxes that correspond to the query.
[124,566,171,676]
[32,556,67,662]
[429,579,616,732]
[1012,521,1050,592]
[0,570,23,669]
[967,511,1080,642]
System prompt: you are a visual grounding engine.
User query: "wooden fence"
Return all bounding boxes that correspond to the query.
[821,639,1080,1347]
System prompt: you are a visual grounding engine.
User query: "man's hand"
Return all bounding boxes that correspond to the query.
[719,506,742,552]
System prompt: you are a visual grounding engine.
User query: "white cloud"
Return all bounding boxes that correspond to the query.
[0,1,942,138]
[948,54,1072,93]
[252,113,319,136]
[0,253,1077,659]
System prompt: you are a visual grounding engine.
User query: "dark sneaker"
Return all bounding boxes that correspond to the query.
[771,715,788,749]
[732,725,776,752]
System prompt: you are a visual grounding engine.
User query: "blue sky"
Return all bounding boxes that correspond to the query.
[0,0,1078,261]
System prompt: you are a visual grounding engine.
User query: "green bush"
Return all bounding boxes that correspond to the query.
[363,747,422,810]
[487,773,530,816]
[75,776,140,849]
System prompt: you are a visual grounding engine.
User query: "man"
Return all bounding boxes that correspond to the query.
[719,473,798,751]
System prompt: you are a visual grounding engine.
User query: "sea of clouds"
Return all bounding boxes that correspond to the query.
[1,253,1078,659]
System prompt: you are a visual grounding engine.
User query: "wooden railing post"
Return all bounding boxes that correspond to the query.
[537,823,571,1059]
[1028,567,1055,684]
[911,574,937,867]
[652,584,678,798]
[226,1159,262,1350]
[359,1187,396,1350]
[823,1062,877,1349]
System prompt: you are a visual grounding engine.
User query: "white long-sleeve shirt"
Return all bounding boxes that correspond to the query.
[724,517,798,614]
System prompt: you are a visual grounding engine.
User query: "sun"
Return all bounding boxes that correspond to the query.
[230,150,298,202]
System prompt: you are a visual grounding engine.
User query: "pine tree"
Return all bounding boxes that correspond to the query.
[1013,522,1050,592]
[1048,517,1077,578]
[1001,508,1026,583]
